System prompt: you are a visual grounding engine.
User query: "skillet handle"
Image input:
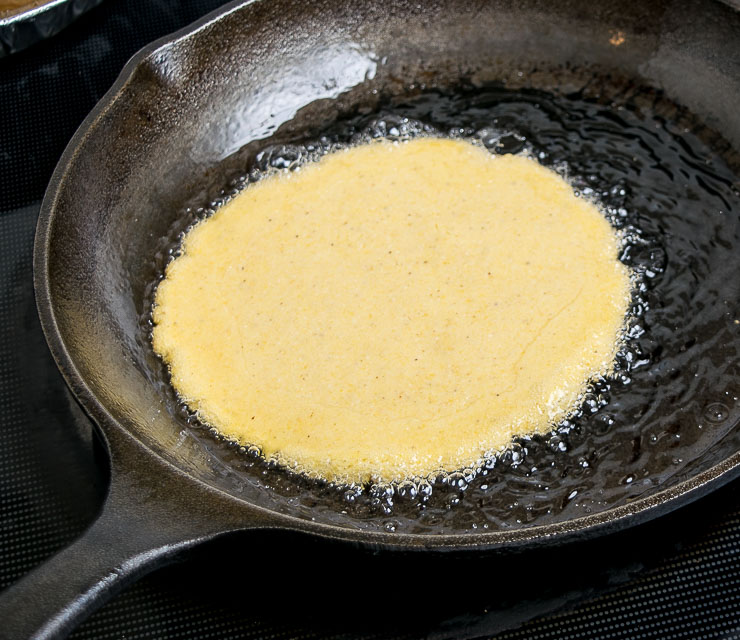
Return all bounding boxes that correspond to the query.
[0,428,280,640]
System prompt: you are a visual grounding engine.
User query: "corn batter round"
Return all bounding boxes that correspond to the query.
[152,138,631,482]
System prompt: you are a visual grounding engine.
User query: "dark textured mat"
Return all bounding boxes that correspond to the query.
[1,1,738,638]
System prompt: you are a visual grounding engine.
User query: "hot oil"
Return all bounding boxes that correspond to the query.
[142,83,740,534]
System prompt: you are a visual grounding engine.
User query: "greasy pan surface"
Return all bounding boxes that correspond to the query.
[36,0,740,549]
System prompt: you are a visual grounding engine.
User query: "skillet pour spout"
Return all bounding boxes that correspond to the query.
[2,0,740,637]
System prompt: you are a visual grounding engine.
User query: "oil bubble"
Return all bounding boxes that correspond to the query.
[703,402,730,424]
[384,520,400,533]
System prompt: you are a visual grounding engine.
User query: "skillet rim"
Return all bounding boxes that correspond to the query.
[33,0,740,552]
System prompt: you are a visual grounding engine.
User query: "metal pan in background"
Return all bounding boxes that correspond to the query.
[0,0,104,57]
[0,0,739,638]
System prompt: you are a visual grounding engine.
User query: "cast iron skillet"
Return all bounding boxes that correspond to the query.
[1,0,739,638]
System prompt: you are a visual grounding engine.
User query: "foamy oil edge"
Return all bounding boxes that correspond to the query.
[147,120,647,513]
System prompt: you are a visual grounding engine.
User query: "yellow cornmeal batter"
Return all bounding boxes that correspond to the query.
[153,138,631,483]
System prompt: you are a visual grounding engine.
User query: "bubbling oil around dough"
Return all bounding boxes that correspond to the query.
[152,137,631,483]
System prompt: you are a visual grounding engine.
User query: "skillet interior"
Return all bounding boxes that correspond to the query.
[38,0,740,541]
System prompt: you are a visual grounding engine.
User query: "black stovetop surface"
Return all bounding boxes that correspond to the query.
[1,1,739,638]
